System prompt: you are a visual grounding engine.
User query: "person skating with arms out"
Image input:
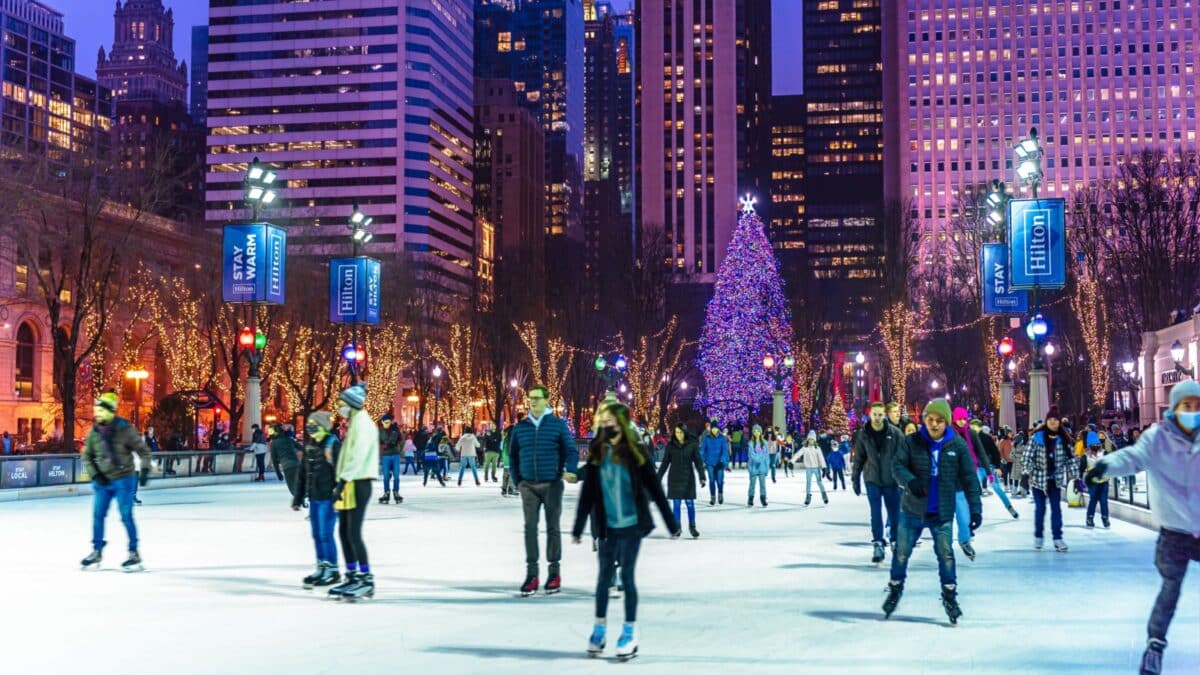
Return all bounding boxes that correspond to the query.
[852,402,905,564]
[293,411,342,589]
[883,398,982,624]
[1021,406,1080,553]
[1084,379,1200,675]
[573,402,680,661]
[80,392,152,572]
[509,384,579,597]
[657,423,705,537]
[699,421,730,505]
[327,385,380,600]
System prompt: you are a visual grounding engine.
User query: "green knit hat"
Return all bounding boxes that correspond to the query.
[922,398,953,424]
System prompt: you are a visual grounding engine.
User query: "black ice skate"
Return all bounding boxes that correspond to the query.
[519,574,539,597]
[81,549,102,570]
[544,574,562,595]
[303,564,323,589]
[941,584,962,625]
[328,571,361,598]
[689,525,700,538]
[882,581,903,618]
[379,492,391,505]
[718,492,723,505]
[312,563,341,588]
[121,551,143,573]
[960,541,976,561]
[760,495,767,507]
[1007,505,1019,519]
[342,573,375,602]
[1140,638,1166,675]
[871,542,885,565]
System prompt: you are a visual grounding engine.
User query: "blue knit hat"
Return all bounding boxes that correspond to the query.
[339,384,367,410]
[1169,379,1200,411]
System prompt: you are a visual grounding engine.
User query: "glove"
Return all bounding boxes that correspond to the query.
[1084,463,1107,485]
[986,473,994,485]
[715,462,725,471]
[853,480,862,497]
[139,468,150,487]
[93,471,110,486]
[700,480,706,489]
[969,512,983,533]
[331,480,346,502]
[906,478,927,498]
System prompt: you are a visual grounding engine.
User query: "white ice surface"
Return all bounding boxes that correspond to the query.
[2,470,1197,675]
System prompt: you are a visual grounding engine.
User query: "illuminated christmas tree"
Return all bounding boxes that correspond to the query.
[824,390,850,437]
[697,197,794,425]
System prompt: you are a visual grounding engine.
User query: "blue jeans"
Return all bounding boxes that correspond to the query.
[748,474,766,499]
[308,499,338,565]
[805,468,827,498]
[381,455,401,493]
[706,465,725,497]
[672,499,696,525]
[978,467,1013,511]
[1086,482,1109,520]
[92,475,138,552]
[890,512,956,586]
[769,454,777,481]
[953,491,972,544]
[866,483,901,545]
[1033,482,1064,539]
[458,455,479,483]
[402,456,417,475]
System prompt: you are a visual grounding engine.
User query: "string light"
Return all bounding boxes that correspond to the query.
[514,321,575,414]
[430,323,474,424]
[1070,272,1110,409]
[879,300,925,406]
[617,316,688,431]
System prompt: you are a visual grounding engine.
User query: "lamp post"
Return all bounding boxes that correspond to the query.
[594,353,627,402]
[1014,129,1050,424]
[1025,313,1051,425]
[997,338,1016,431]
[763,353,795,434]
[240,158,279,443]
[346,203,374,385]
[1170,340,1195,377]
[852,351,867,411]
[125,366,149,429]
[432,365,443,426]
[508,377,519,427]
[1013,128,1043,200]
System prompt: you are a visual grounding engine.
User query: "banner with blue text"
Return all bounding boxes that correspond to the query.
[1007,198,1066,290]
[981,243,1029,315]
[329,257,381,325]
[221,223,287,304]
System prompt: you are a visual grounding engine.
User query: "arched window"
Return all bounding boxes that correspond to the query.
[15,323,35,399]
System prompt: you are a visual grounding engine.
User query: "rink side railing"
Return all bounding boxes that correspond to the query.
[0,450,260,489]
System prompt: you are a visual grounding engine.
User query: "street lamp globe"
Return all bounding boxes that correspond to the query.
[762,354,775,369]
[432,365,443,378]
[1030,313,1049,338]
[593,356,607,372]
[1007,360,1017,373]
[509,378,518,388]
[1170,340,1186,364]
[680,381,688,391]
[614,356,627,371]
[619,383,628,393]
[1121,360,1135,376]
[783,355,796,369]
[931,379,940,390]
[1044,343,1056,357]
[854,351,865,365]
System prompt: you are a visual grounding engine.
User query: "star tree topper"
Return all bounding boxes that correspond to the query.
[739,194,757,215]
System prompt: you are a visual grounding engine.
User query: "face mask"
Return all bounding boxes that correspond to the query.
[602,425,620,440]
[338,405,351,418]
[1176,411,1200,432]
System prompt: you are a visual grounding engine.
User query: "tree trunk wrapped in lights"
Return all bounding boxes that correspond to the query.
[514,321,574,413]
[619,315,687,431]
[879,300,924,407]
[1069,274,1110,411]
[361,323,413,420]
[431,323,474,425]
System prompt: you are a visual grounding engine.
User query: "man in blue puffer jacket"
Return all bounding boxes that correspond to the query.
[509,384,579,597]
[699,421,730,506]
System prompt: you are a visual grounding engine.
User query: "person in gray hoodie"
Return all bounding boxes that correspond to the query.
[1085,379,1200,675]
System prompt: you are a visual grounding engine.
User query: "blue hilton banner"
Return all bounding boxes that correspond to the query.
[329,257,381,325]
[981,243,1029,315]
[1007,198,1066,290]
[222,224,287,304]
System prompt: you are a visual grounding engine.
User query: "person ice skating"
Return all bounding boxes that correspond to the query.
[509,384,579,596]
[883,398,982,624]
[1083,443,1110,528]
[456,426,481,486]
[572,402,680,661]
[250,424,268,481]
[422,433,445,487]
[1021,407,1079,552]
[746,425,771,507]
[798,431,828,506]
[828,437,847,490]
[437,434,454,482]
[1084,379,1200,675]
[700,421,729,505]
[80,392,152,572]
[500,424,517,496]
[269,423,300,497]
[327,384,379,599]
[781,432,796,477]
[970,419,1018,520]
[378,414,402,503]
[886,402,905,429]
[293,411,341,589]
[949,408,994,561]
[657,423,705,537]
[401,435,418,475]
[853,402,905,563]
[729,425,744,470]
[768,428,781,483]
[482,422,502,482]
[817,430,833,479]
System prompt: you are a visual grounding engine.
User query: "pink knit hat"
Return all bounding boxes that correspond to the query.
[952,407,970,425]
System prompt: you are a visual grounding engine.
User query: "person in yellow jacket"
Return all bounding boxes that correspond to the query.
[327,384,380,600]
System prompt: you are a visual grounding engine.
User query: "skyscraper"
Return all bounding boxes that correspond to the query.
[802,0,890,345]
[582,1,635,315]
[890,1,1200,270]
[0,0,113,163]
[96,0,187,104]
[204,0,475,300]
[190,25,207,127]
[736,0,772,206]
[769,94,806,320]
[638,0,738,319]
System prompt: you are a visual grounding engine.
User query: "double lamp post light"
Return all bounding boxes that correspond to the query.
[763,353,795,434]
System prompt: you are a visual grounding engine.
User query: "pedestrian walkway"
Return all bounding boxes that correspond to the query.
[2,471,1194,674]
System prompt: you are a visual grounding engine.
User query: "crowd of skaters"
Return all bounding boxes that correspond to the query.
[77,377,1200,673]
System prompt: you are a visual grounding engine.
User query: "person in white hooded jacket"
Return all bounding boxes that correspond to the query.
[327,384,379,599]
[798,431,829,506]
[456,428,482,486]
[1085,379,1200,675]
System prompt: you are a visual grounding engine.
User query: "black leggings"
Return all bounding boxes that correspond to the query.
[338,480,372,568]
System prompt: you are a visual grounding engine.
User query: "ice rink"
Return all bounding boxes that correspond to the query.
[4,469,1197,675]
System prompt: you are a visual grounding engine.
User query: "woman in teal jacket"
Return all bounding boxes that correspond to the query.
[746,424,771,507]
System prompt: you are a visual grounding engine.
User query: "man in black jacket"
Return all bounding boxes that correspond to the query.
[378,414,403,504]
[481,422,502,482]
[852,402,905,564]
[883,398,982,624]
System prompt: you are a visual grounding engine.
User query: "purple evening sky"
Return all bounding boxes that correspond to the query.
[59,0,802,100]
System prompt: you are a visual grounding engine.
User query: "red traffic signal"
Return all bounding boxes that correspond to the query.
[238,327,255,350]
[997,337,1015,357]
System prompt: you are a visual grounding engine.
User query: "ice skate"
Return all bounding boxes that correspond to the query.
[519,574,539,597]
[81,549,102,570]
[1034,537,1044,550]
[747,497,753,507]
[822,494,829,505]
[328,571,360,598]
[689,525,699,538]
[871,542,885,565]
[718,492,723,505]
[121,551,143,573]
[1007,505,1019,519]
[394,495,403,504]
[709,495,715,506]
[615,624,638,661]
[312,562,341,588]
[760,495,767,507]
[882,581,903,618]
[960,541,976,561]
[941,584,962,625]
[587,624,606,657]
[302,563,323,589]
[1086,516,1094,528]
[544,573,562,595]
[1053,539,1068,553]
[379,492,391,505]
[1102,517,1110,528]
[1140,638,1166,675]
[342,573,375,601]
[804,494,812,506]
